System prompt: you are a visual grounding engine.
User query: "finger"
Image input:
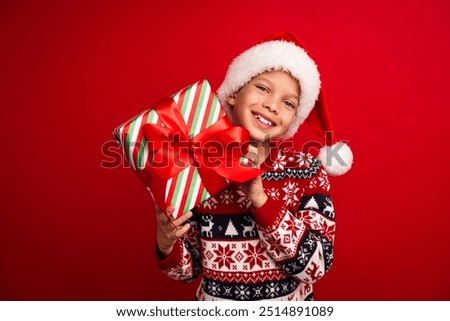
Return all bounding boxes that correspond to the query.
[155,209,168,228]
[155,204,169,223]
[170,211,193,228]
[162,205,176,222]
[156,211,169,224]
[155,205,176,223]
[154,203,175,215]
[173,222,191,239]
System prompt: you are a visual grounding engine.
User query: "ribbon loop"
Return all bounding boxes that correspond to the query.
[141,96,262,196]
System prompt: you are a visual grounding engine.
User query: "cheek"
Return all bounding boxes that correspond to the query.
[282,113,296,129]
[231,105,246,126]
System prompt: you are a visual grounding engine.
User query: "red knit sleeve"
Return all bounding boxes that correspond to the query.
[155,216,202,283]
[253,157,336,284]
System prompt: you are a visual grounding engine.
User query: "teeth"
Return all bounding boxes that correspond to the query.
[255,114,273,126]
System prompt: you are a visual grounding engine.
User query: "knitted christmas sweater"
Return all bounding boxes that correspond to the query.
[157,147,335,301]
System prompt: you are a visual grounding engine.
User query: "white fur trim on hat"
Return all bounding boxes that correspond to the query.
[217,40,321,139]
[317,142,353,176]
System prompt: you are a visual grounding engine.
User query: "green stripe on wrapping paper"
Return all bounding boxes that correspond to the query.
[146,109,159,124]
[189,81,208,137]
[206,89,220,127]
[137,137,147,169]
[182,167,201,214]
[170,166,190,215]
[125,119,136,154]
[201,187,210,204]
[125,116,140,169]
[180,83,194,119]
[137,110,159,169]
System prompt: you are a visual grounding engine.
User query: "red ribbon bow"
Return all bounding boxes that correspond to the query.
[142,97,262,197]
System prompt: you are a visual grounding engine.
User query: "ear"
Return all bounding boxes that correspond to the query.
[226,95,236,106]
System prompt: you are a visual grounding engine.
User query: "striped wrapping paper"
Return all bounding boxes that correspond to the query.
[114,80,228,219]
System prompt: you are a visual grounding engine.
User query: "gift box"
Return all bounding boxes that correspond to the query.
[114,80,261,219]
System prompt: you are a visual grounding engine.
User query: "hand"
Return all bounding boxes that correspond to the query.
[242,175,268,209]
[155,204,192,257]
[241,142,268,209]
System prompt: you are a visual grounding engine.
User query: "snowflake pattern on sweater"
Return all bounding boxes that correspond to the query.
[157,147,335,301]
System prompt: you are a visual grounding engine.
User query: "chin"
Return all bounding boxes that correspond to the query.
[250,131,278,142]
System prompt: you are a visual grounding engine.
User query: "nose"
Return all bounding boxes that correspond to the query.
[263,99,279,114]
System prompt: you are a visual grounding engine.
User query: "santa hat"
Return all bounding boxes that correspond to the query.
[217,31,353,176]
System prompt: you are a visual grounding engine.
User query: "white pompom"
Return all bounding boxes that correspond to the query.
[317,142,353,176]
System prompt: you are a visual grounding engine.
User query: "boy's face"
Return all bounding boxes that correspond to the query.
[227,70,299,142]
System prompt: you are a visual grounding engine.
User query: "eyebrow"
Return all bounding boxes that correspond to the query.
[255,76,300,100]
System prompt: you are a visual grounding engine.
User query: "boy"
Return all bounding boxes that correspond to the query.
[155,31,352,300]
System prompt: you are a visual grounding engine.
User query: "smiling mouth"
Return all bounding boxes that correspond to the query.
[253,113,275,127]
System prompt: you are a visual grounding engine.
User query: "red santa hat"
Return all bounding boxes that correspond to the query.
[217,31,353,176]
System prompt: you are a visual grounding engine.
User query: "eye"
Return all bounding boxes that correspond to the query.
[284,100,296,109]
[255,84,269,93]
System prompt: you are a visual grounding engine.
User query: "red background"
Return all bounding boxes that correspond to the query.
[1,0,449,300]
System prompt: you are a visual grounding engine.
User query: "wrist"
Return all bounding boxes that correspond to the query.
[251,194,268,209]
[157,244,174,258]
